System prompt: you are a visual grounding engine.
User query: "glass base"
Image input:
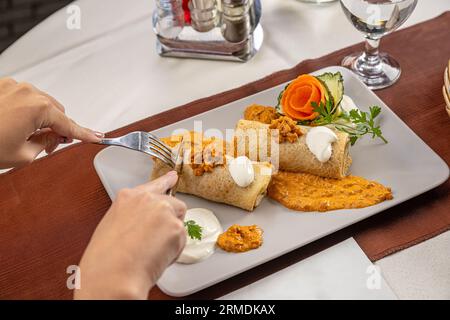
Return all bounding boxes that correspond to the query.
[296,0,337,3]
[341,52,401,90]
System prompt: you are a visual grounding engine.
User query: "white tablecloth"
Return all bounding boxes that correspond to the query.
[0,0,449,299]
[220,238,398,300]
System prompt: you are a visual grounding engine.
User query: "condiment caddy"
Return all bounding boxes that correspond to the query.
[152,0,263,62]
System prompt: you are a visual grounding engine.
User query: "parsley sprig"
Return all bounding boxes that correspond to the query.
[184,220,203,240]
[310,101,388,146]
[309,100,339,125]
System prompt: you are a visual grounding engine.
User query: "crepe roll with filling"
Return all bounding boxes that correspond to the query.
[150,132,272,211]
[234,118,352,179]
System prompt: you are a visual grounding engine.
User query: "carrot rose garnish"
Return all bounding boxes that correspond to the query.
[280,74,327,121]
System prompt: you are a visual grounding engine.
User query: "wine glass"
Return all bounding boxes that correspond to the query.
[340,0,418,90]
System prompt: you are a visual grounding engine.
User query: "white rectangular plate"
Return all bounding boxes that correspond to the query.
[94,66,449,297]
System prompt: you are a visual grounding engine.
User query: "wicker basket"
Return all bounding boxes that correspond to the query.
[444,62,450,118]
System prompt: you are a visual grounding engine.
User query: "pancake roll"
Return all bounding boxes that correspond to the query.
[234,118,352,179]
[150,131,272,211]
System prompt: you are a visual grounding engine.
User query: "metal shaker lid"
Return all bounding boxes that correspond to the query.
[221,0,249,6]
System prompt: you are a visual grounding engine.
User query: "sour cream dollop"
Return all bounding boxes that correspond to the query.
[228,156,255,188]
[306,126,338,163]
[177,208,223,264]
[340,95,359,113]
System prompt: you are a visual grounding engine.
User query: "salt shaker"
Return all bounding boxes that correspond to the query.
[220,0,251,43]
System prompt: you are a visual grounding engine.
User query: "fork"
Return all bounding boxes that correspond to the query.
[98,131,182,195]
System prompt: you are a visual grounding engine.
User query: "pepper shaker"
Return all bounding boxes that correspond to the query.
[221,0,251,43]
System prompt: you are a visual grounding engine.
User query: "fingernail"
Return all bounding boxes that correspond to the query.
[167,170,178,176]
[94,131,105,138]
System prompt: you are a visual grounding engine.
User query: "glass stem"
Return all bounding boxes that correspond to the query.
[363,37,381,68]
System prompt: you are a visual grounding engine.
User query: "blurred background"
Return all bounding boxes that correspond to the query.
[0,0,73,52]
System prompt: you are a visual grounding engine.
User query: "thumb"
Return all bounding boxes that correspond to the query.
[26,130,68,158]
[135,171,179,194]
[42,106,104,143]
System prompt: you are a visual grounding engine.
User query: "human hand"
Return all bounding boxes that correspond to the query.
[74,171,187,300]
[0,78,104,169]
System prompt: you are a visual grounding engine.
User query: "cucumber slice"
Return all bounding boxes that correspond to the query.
[275,84,288,115]
[316,72,344,109]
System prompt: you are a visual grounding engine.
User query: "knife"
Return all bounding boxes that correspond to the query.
[168,136,184,196]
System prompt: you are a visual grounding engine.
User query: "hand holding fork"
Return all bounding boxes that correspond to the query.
[97,131,183,196]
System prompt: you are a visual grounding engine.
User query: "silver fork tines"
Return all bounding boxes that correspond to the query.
[142,132,174,164]
[99,131,175,168]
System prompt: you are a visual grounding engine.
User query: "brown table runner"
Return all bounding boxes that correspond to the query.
[0,12,449,300]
